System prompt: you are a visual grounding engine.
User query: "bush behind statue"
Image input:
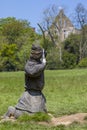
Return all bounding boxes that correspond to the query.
[78,58,87,68]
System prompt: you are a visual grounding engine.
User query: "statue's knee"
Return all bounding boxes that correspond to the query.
[8,106,15,115]
[8,106,15,111]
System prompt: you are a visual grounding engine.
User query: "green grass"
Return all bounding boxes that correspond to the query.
[45,69,87,116]
[18,112,51,122]
[0,69,87,129]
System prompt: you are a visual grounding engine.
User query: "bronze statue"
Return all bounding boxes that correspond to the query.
[2,44,47,119]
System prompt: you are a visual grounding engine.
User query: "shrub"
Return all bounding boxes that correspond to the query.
[78,57,87,68]
[46,47,64,70]
[62,51,77,69]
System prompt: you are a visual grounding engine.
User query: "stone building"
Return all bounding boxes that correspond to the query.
[45,9,80,42]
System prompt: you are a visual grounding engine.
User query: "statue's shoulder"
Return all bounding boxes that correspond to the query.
[27,60,37,66]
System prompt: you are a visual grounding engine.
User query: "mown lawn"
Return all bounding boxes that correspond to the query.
[0,69,87,130]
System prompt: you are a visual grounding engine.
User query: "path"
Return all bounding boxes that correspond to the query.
[1,113,87,126]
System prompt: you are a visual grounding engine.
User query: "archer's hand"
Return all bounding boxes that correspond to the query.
[42,58,46,65]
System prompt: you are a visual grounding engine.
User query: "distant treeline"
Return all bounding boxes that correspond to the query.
[0,16,87,71]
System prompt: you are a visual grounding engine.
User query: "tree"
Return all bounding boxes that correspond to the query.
[38,5,66,62]
[0,43,18,71]
[74,3,87,60]
[0,17,40,71]
[62,51,77,69]
[46,47,63,69]
[1,18,30,44]
[63,34,81,64]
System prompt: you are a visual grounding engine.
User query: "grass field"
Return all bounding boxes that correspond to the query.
[0,69,87,129]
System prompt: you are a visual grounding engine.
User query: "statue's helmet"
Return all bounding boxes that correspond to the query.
[30,44,43,60]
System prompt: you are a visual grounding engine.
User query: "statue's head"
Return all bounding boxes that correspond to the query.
[30,44,43,60]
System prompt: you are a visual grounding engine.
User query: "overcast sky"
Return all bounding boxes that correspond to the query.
[0,0,87,31]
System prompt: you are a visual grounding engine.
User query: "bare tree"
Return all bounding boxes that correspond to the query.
[38,5,65,61]
[74,3,87,60]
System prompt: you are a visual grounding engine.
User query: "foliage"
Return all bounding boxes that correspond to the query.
[78,57,87,68]
[2,19,24,44]
[46,47,63,69]
[0,17,40,71]
[63,34,80,63]
[62,51,77,69]
[0,43,18,71]
[0,5,87,71]
[41,37,54,51]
